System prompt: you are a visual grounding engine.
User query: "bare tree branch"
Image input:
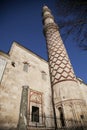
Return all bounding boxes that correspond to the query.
[55,0,87,49]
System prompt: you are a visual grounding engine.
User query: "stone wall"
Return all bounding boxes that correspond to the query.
[0,42,53,130]
[77,78,87,104]
[1,42,87,130]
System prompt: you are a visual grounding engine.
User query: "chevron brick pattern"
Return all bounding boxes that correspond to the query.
[46,29,76,85]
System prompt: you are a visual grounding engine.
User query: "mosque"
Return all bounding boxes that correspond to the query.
[0,6,87,130]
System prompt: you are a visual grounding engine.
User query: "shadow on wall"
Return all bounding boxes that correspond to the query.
[1,127,85,130]
[0,128,17,130]
[0,124,87,130]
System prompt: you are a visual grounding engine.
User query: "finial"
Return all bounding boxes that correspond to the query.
[43,5,49,10]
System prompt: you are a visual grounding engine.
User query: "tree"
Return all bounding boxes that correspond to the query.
[55,0,87,49]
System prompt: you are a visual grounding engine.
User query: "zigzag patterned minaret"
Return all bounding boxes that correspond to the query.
[42,7,76,85]
[42,6,87,128]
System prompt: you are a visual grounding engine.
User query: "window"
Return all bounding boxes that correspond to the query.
[32,106,39,122]
[23,62,28,72]
[11,62,15,67]
[0,58,6,82]
[80,115,84,119]
[58,107,65,127]
[41,71,46,80]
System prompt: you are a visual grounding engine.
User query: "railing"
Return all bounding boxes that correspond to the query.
[27,114,87,130]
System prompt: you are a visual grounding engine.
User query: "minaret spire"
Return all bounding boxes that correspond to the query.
[43,5,76,84]
[42,5,87,128]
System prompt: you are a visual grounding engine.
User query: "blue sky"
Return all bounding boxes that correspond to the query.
[0,0,87,83]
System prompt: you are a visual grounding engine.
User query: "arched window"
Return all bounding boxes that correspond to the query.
[58,107,65,127]
[41,71,47,80]
[11,61,15,67]
[23,62,29,72]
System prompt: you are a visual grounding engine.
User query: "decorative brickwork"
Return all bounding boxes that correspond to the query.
[46,30,76,85]
[29,89,42,104]
[28,89,43,127]
[43,6,77,85]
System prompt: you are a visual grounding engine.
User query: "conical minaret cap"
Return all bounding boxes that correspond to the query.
[43,5,48,9]
[42,5,51,12]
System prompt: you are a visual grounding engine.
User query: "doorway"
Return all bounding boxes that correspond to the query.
[32,106,39,122]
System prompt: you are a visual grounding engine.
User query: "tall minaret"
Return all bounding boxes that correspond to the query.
[42,6,87,128]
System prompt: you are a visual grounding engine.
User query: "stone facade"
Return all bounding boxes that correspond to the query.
[77,78,87,104]
[0,42,54,130]
[0,42,87,130]
[0,6,87,130]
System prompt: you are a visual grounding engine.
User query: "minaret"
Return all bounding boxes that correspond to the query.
[42,6,87,128]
